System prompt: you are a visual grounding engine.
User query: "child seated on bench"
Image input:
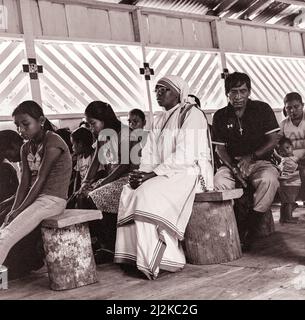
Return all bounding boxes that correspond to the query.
[276,137,301,223]
[0,100,72,266]
[67,127,107,209]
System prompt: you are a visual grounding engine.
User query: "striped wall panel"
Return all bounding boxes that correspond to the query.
[0,39,31,116]
[145,47,226,110]
[226,53,305,108]
[35,41,149,114]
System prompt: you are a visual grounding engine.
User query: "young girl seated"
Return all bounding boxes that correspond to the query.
[0,100,72,266]
[128,109,148,157]
[71,127,95,193]
[78,101,138,261]
[128,109,146,130]
[276,137,301,223]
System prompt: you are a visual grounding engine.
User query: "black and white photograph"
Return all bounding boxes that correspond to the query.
[1,0,305,304]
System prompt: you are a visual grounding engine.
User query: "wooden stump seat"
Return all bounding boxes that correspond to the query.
[184,189,243,265]
[42,209,102,291]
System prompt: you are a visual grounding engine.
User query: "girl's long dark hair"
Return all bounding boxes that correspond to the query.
[12,100,55,132]
[85,101,122,133]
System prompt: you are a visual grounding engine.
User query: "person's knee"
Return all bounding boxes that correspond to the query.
[257,171,279,190]
[214,172,235,190]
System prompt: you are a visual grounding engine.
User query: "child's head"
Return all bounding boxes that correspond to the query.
[0,130,23,163]
[85,101,121,138]
[71,127,94,156]
[128,109,146,130]
[278,137,294,157]
[12,100,55,140]
[284,92,304,121]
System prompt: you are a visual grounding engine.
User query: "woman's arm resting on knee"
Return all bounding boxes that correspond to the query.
[96,164,130,188]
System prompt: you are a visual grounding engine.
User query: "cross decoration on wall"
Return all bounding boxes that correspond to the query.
[221,68,229,80]
[140,62,154,80]
[23,58,43,80]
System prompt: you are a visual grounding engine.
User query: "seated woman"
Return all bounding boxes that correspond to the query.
[77,101,138,258]
[0,100,72,270]
[114,75,214,280]
[0,130,23,222]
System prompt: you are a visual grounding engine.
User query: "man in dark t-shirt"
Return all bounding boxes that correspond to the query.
[212,72,280,251]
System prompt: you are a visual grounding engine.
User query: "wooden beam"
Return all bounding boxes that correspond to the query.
[239,0,274,19]
[195,189,243,202]
[18,0,42,104]
[42,0,137,11]
[214,0,239,15]
[222,0,257,18]
[42,209,102,228]
[276,12,298,25]
[120,0,138,4]
[253,1,290,23]
[277,0,305,7]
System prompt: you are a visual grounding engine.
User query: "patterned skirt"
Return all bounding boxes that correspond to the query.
[88,176,129,214]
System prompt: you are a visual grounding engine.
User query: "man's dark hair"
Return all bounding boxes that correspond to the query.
[284,92,303,105]
[129,109,146,122]
[225,72,251,96]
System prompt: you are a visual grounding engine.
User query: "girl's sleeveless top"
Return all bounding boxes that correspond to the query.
[24,131,72,200]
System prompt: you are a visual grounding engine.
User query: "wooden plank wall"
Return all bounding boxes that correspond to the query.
[0,0,21,34]
[141,12,214,48]
[218,20,305,56]
[1,0,305,55]
[29,0,135,42]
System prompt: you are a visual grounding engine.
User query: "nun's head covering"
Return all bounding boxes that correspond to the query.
[156,75,190,104]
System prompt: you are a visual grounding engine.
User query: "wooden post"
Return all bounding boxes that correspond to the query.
[17,0,42,104]
[184,189,243,265]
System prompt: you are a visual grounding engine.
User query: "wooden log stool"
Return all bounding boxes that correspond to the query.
[42,209,102,291]
[184,189,243,265]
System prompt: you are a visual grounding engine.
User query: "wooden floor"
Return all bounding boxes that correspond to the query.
[2,205,305,300]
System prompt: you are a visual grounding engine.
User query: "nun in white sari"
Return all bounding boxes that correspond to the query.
[114,75,214,279]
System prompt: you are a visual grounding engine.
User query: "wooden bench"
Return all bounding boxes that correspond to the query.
[41,209,102,291]
[184,189,243,265]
